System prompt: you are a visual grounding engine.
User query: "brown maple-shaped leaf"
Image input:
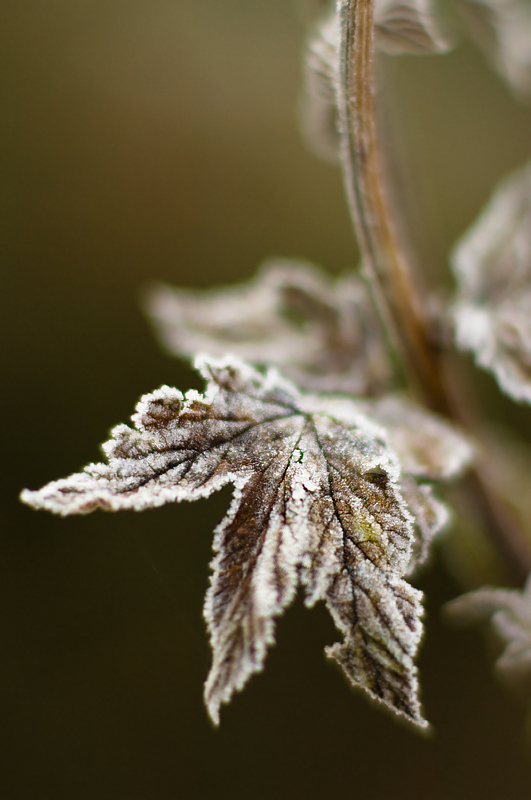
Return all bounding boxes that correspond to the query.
[20,355,461,728]
[144,259,392,396]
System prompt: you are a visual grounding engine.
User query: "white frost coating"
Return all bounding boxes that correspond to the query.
[22,355,451,727]
[452,161,531,404]
[446,572,531,687]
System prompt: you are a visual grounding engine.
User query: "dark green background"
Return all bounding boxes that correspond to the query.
[3,1,531,797]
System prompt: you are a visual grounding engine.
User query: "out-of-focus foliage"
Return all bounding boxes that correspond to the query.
[452,161,531,404]
[447,572,531,691]
[146,259,393,396]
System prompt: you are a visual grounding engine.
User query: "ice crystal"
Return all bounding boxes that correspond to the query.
[145,259,392,396]
[20,356,473,727]
[452,161,531,404]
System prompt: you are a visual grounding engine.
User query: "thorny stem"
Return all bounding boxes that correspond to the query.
[337,0,531,579]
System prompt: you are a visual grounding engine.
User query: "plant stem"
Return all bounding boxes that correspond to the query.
[337,0,448,414]
[336,0,531,579]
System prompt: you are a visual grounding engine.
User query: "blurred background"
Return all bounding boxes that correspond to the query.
[2,1,531,797]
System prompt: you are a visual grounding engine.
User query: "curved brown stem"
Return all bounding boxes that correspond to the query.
[336,0,531,579]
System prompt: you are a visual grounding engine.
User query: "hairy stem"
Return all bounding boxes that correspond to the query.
[336,0,531,579]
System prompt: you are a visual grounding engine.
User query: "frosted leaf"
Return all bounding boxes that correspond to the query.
[145,259,392,397]
[300,2,452,162]
[452,161,531,403]
[22,355,428,727]
[446,573,531,688]
[455,0,531,98]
